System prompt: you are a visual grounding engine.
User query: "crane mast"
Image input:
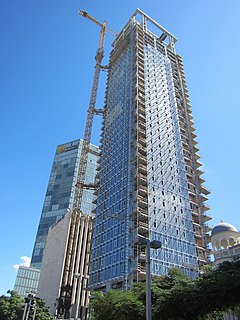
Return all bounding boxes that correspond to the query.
[57,11,116,319]
[73,11,107,211]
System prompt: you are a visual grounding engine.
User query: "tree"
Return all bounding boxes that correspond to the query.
[158,261,240,319]
[0,290,24,320]
[32,297,52,320]
[91,260,240,320]
[0,291,51,320]
[91,290,144,320]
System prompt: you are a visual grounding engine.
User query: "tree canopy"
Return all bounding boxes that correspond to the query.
[0,290,51,320]
[91,260,240,320]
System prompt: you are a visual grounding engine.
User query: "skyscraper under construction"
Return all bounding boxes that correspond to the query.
[89,9,211,291]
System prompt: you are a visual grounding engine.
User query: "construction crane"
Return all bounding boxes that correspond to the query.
[57,11,117,318]
[73,10,117,211]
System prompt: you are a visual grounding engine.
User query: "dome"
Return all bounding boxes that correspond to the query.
[211,222,238,237]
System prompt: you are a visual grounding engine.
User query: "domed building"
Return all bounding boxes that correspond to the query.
[211,221,240,266]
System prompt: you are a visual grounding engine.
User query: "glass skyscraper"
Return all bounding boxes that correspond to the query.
[89,9,211,291]
[31,139,99,269]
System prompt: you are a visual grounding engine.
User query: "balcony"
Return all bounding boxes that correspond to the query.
[138,129,146,139]
[138,197,148,209]
[138,165,147,176]
[182,140,189,151]
[138,155,147,166]
[138,209,148,221]
[138,113,145,123]
[190,198,198,207]
[138,145,147,157]
[138,186,148,197]
[137,173,147,186]
[192,210,199,218]
[202,204,210,212]
[138,137,146,148]
[195,159,203,168]
[137,263,146,274]
[192,132,197,139]
[195,153,201,161]
[203,213,211,222]
[201,194,208,202]
[195,242,205,250]
[201,186,210,195]
[199,176,206,184]
[188,189,196,197]
[187,176,194,185]
[138,120,146,131]
[194,232,202,239]
[138,105,145,116]
[138,221,148,233]
[204,225,212,233]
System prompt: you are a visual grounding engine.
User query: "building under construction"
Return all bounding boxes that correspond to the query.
[37,8,212,318]
[89,9,211,292]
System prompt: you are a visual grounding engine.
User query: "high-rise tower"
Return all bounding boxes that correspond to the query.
[89,9,211,291]
[31,139,99,269]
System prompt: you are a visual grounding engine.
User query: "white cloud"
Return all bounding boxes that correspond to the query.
[12,256,31,270]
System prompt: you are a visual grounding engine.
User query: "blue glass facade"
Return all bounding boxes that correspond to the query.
[90,44,134,286]
[31,140,99,269]
[145,43,197,277]
[90,10,211,290]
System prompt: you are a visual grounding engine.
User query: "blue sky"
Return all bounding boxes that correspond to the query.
[1,0,240,295]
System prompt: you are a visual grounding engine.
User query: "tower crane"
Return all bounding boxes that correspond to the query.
[57,11,117,318]
[73,10,117,212]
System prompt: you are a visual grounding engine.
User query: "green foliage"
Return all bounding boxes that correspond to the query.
[0,290,24,320]
[199,310,225,320]
[91,260,240,320]
[34,298,52,320]
[91,289,144,320]
[0,290,51,320]
[232,304,240,316]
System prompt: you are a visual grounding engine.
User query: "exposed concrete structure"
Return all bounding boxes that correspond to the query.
[37,210,94,319]
[37,210,72,316]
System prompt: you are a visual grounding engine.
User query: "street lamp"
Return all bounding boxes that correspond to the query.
[22,292,37,320]
[136,235,162,320]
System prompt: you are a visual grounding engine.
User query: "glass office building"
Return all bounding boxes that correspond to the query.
[89,9,211,291]
[14,266,40,298]
[31,139,99,269]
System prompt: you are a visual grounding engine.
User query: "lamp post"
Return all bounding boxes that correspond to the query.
[136,236,161,320]
[22,292,37,320]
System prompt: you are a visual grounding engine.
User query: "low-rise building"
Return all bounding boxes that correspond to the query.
[14,266,40,298]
